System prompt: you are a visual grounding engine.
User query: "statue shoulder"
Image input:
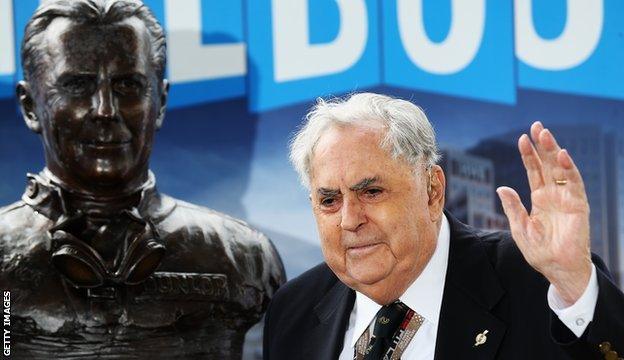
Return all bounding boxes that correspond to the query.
[0,201,56,294]
[157,195,272,250]
[152,195,286,295]
[0,201,52,248]
[0,200,31,227]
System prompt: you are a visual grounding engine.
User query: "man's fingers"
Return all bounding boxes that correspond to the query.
[496,186,530,245]
[538,128,563,176]
[497,186,529,228]
[530,123,584,189]
[539,128,561,152]
[529,123,582,193]
[518,134,544,190]
[530,122,557,179]
[556,149,587,199]
[530,121,544,145]
[541,130,588,199]
[557,149,582,182]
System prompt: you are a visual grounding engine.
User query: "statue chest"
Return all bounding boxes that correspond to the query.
[9,272,254,359]
[11,269,252,326]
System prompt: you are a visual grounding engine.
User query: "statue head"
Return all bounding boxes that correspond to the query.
[17,0,169,196]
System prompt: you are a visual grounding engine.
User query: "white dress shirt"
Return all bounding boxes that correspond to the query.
[338,214,599,360]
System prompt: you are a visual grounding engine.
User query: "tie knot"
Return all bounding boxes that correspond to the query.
[373,301,409,339]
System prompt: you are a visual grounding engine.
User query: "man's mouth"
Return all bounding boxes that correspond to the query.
[346,243,382,256]
[80,140,131,150]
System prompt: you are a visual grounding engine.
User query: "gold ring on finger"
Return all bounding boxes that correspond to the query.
[554,179,568,186]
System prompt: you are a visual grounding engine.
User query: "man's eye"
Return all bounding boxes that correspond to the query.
[362,188,383,198]
[61,77,95,95]
[320,197,336,207]
[113,78,144,96]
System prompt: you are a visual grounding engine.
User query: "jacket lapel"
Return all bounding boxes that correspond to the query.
[309,278,355,360]
[435,213,507,360]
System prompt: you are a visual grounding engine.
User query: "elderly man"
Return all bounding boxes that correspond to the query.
[0,0,284,358]
[263,93,624,359]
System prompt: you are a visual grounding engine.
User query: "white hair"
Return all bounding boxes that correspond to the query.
[289,92,441,189]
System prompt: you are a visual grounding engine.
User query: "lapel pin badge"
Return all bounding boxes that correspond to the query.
[474,330,489,347]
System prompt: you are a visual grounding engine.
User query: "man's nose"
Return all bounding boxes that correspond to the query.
[340,197,366,232]
[93,83,118,120]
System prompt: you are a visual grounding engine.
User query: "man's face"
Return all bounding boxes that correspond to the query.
[26,17,164,189]
[309,125,442,304]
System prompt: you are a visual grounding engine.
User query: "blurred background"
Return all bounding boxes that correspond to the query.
[1,0,623,358]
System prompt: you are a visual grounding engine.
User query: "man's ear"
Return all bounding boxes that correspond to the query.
[427,165,446,221]
[16,81,41,134]
[155,79,169,130]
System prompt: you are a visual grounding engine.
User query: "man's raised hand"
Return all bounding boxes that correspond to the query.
[497,121,592,306]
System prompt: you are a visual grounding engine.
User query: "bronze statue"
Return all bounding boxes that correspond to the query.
[0,0,285,358]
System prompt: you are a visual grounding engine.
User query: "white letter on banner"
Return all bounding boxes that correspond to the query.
[515,0,603,70]
[272,0,368,82]
[0,0,15,76]
[397,0,485,75]
[165,0,246,82]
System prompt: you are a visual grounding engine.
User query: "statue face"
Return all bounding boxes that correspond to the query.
[21,17,166,190]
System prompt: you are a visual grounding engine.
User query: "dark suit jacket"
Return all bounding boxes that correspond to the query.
[264,213,624,359]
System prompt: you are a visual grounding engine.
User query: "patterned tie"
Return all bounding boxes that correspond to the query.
[363,301,410,360]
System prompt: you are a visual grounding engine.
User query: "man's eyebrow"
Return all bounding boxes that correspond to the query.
[57,71,97,78]
[112,72,147,80]
[349,177,379,192]
[317,188,340,197]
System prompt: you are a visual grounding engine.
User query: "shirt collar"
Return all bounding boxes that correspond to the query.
[21,169,174,223]
[349,214,451,348]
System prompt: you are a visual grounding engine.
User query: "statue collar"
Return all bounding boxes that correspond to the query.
[21,168,175,224]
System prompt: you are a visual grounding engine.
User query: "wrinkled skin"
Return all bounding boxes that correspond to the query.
[309,125,445,305]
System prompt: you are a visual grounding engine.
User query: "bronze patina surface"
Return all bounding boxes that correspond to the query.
[0,1,285,358]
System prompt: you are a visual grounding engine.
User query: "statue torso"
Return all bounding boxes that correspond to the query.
[0,173,285,359]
